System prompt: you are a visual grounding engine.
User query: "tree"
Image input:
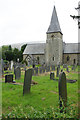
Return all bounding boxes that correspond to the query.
[8,45,12,51]
[2,45,9,60]
[13,48,19,62]
[5,50,14,62]
[21,44,27,53]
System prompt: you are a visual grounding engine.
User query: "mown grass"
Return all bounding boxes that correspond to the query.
[2,65,79,118]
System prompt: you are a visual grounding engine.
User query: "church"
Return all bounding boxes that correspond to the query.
[23,6,80,66]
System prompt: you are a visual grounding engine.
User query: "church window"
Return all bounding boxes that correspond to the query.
[73,59,76,64]
[67,56,70,61]
[53,56,55,61]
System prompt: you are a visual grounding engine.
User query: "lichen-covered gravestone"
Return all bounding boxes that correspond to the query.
[15,66,21,80]
[23,69,33,95]
[58,72,67,113]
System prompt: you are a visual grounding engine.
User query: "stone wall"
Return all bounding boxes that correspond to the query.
[63,53,80,65]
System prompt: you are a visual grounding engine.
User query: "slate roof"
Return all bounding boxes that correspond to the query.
[47,6,62,34]
[23,43,46,55]
[63,43,80,53]
[23,43,80,55]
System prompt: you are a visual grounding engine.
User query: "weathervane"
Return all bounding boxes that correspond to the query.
[70,3,80,29]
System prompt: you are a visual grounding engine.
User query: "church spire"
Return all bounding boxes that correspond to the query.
[47,6,62,34]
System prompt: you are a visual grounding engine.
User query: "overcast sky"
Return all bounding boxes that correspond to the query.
[0,0,79,46]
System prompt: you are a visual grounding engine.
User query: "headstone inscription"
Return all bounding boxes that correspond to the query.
[50,72,55,80]
[15,66,21,80]
[23,69,33,95]
[58,72,67,113]
[5,74,13,83]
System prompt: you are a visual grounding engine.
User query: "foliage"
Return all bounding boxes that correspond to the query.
[5,50,14,62]
[8,45,12,51]
[2,45,9,60]
[21,44,27,53]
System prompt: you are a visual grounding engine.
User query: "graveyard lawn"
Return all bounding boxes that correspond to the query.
[2,66,79,119]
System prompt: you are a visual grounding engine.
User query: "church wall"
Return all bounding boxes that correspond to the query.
[63,53,80,65]
[23,54,45,65]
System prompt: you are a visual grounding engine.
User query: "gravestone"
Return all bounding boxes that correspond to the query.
[15,66,21,80]
[23,69,33,95]
[43,67,45,73]
[5,74,13,83]
[56,67,59,77]
[35,67,38,75]
[66,67,69,72]
[63,64,67,68]
[51,65,55,71]
[50,72,55,80]
[58,64,60,69]
[46,66,50,72]
[39,67,42,74]
[11,61,13,70]
[72,65,76,71]
[58,72,67,113]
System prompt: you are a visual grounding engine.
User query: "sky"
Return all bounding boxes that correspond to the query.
[0,0,79,46]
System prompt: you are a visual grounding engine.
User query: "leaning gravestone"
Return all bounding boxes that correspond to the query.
[15,66,21,80]
[5,74,13,83]
[23,69,33,95]
[58,72,67,113]
[50,72,55,80]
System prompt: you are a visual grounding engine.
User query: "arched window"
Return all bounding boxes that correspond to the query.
[67,56,70,61]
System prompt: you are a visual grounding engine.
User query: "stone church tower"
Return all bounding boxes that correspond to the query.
[45,6,63,65]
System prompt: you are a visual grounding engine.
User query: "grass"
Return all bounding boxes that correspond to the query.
[2,65,79,118]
